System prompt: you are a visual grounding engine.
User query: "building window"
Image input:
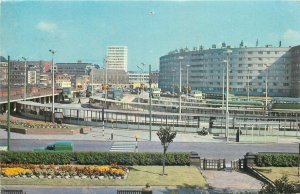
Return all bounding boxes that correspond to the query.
[258,51,263,54]
[248,51,253,54]
[248,64,252,67]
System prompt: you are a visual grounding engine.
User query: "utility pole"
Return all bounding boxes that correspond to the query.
[7,55,11,151]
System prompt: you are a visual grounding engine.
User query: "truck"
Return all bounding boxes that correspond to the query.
[34,141,73,152]
[61,87,73,103]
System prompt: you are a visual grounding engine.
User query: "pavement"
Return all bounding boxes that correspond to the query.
[1,125,299,144]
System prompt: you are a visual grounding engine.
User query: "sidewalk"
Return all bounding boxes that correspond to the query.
[1,125,299,144]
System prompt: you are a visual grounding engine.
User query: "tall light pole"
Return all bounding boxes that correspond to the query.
[49,49,56,123]
[148,64,152,141]
[104,57,108,105]
[186,64,190,100]
[247,67,250,101]
[137,64,143,103]
[178,56,184,120]
[91,66,94,96]
[172,68,175,95]
[22,57,27,101]
[222,61,225,113]
[265,64,269,113]
[224,49,232,141]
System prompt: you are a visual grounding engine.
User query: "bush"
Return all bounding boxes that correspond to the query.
[259,175,300,194]
[0,151,190,166]
[256,153,298,167]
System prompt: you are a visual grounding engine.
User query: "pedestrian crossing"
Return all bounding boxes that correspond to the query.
[109,141,138,152]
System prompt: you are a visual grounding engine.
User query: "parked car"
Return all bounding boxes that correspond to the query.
[34,141,73,151]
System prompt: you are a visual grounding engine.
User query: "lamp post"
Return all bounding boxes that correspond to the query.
[22,57,27,101]
[137,64,145,103]
[265,64,269,113]
[103,57,108,105]
[149,64,152,141]
[172,68,175,95]
[178,56,184,120]
[91,66,94,96]
[224,49,232,141]
[186,64,190,100]
[49,49,56,123]
[222,62,225,114]
[247,67,250,101]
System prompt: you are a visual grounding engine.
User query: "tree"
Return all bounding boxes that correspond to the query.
[156,126,177,175]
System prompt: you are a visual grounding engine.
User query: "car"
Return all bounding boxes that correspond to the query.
[34,141,73,152]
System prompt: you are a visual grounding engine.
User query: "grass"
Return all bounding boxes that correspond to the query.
[1,166,207,187]
[254,167,299,182]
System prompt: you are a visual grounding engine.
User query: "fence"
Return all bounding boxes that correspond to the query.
[200,158,226,170]
[231,159,244,171]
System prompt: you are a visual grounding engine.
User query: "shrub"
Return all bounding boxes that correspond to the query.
[259,175,300,194]
[0,151,190,166]
[255,153,298,167]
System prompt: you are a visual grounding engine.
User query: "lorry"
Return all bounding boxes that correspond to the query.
[34,141,73,152]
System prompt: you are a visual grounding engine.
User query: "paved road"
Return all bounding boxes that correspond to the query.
[0,139,298,161]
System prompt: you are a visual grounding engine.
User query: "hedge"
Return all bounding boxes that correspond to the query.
[0,151,190,166]
[255,153,298,167]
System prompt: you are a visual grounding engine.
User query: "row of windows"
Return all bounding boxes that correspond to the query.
[192,81,290,87]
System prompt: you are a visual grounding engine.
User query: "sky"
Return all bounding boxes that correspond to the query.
[1,0,300,71]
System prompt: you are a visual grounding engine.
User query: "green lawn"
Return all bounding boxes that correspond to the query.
[1,166,207,188]
[254,167,299,182]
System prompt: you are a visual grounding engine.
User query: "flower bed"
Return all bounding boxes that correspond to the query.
[0,117,69,129]
[0,163,128,180]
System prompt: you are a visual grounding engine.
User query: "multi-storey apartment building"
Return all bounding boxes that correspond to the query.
[290,45,300,97]
[159,45,300,97]
[106,46,128,72]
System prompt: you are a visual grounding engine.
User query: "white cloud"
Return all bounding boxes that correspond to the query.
[36,21,57,33]
[283,29,300,41]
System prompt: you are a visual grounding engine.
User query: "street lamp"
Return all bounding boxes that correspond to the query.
[222,61,225,114]
[178,56,184,120]
[224,49,232,142]
[49,49,56,123]
[247,67,250,101]
[265,64,269,113]
[103,57,108,105]
[22,57,27,101]
[172,68,175,95]
[186,64,190,100]
[91,66,94,96]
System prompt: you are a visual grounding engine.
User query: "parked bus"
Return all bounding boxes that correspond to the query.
[60,87,73,103]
